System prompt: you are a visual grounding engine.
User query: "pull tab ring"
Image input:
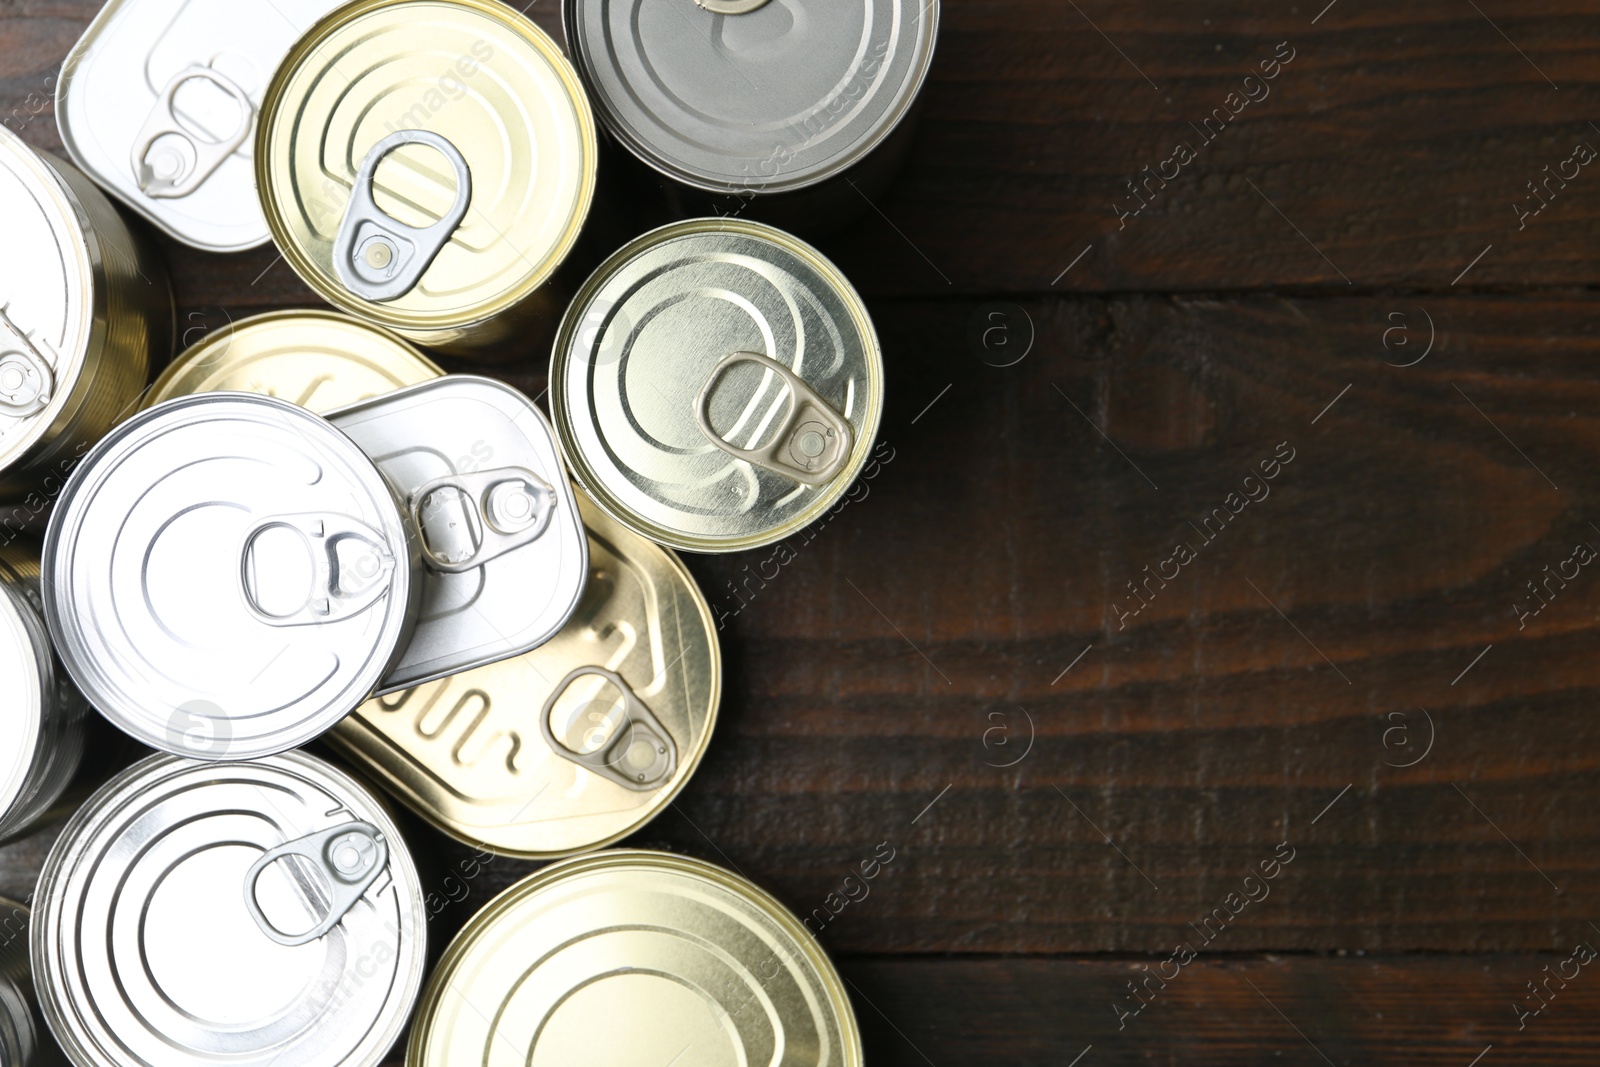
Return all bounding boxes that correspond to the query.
[409,466,556,574]
[540,667,679,791]
[244,822,388,947]
[695,351,855,486]
[333,129,472,303]
[0,306,55,417]
[695,0,772,12]
[131,65,255,199]
[239,513,396,627]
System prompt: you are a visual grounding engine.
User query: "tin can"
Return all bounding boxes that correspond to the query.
[0,126,171,500]
[408,850,861,1065]
[32,750,426,1067]
[256,0,598,351]
[562,0,938,228]
[43,392,423,760]
[551,218,884,553]
[56,0,352,253]
[143,309,443,412]
[0,542,86,843]
[331,489,719,858]
[0,898,65,1066]
[327,376,589,692]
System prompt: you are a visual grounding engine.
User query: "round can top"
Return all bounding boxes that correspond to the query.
[408,850,861,1066]
[43,392,415,761]
[32,751,427,1067]
[144,309,443,412]
[0,584,46,822]
[564,0,939,195]
[0,128,94,475]
[551,218,883,553]
[257,0,597,333]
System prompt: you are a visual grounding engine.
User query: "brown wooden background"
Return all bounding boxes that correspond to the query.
[6,0,1600,1063]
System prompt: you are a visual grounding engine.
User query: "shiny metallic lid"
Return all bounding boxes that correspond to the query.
[327,376,589,691]
[408,850,861,1066]
[56,0,351,252]
[0,129,94,477]
[32,751,426,1067]
[0,897,62,1067]
[0,582,48,823]
[143,309,443,411]
[43,393,417,760]
[564,0,939,195]
[551,218,883,553]
[331,490,719,859]
[257,0,597,334]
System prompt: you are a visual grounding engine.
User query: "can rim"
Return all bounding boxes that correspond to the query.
[549,217,884,554]
[406,848,862,1065]
[0,586,44,819]
[255,0,598,332]
[560,0,940,196]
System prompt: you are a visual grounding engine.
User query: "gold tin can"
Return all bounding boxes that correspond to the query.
[256,0,598,352]
[407,850,862,1066]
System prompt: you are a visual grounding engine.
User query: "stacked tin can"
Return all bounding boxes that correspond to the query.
[0,0,938,1063]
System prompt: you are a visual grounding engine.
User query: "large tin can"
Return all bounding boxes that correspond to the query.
[0,898,65,1066]
[408,850,862,1065]
[32,751,426,1067]
[562,0,939,228]
[0,126,171,500]
[0,542,86,843]
[551,218,884,553]
[56,0,352,252]
[256,0,598,351]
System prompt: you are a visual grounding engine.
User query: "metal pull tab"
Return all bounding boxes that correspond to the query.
[0,306,54,417]
[409,466,556,574]
[695,351,854,486]
[695,0,772,12]
[131,65,254,199]
[333,130,472,303]
[239,513,396,627]
[541,667,679,791]
[244,822,388,947]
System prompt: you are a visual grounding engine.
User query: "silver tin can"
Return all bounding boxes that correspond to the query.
[327,375,589,692]
[0,543,86,843]
[31,750,426,1067]
[56,0,350,253]
[0,127,171,500]
[0,897,66,1066]
[42,392,422,760]
[562,0,939,225]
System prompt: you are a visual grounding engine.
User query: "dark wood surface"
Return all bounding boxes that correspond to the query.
[5,0,1600,1063]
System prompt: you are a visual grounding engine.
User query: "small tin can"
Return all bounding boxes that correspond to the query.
[563,0,939,226]
[0,126,171,500]
[143,309,443,412]
[32,751,426,1067]
[0,897,65,1066]
[331,489,719,858]
[327,376,589,692]
[56,0,352,253]
[551,218,884,553]
[43,392,422,760]
[256,0,598,351]
[408,850,862,1065]
[0,542,86,843]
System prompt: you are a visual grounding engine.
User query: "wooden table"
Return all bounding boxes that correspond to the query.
[5,1,1600,1063]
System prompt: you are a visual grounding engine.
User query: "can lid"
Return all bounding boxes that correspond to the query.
[144,309,444,411]
[551,218,883,553]
[0,584,45,821]
[564,0,939,195]
[32,751,427,1067]
[43,392,414,760]
[0,128,94,476]
[408,850,861,1066]
[257,0,597,333]
[55,0,352,252]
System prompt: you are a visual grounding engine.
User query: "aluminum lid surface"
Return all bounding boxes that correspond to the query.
[331,490,719,858]
[32,751,426,1067]
[409,850,861,1066]
[56,0,351,252]
[43,392,415,760]
[143,309,443,411]
[564,0,939,194]
[327,376,589,690]
[551,218,883,552]
[0,129,93,475]
[257,0,597,332]
[0,584,46,823]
